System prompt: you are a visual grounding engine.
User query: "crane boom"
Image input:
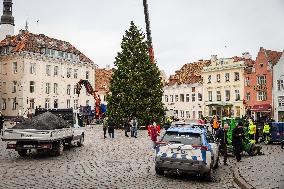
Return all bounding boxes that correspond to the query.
[143,0,155,64]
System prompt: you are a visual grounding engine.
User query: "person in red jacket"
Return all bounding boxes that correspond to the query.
[150,123,158,149]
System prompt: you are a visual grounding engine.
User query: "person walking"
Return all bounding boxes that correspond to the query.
[103,117,108,139]
[262,122,270,144]
[108,117,115,138]
[131,117,138,138]
[123,118,129,137]
[232,121,245,162]
[0,111,4,131]
[216,122,229,165]
[150,123,158,149]
[248,119,256,143]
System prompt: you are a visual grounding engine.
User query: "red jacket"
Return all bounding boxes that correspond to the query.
[150,126,158,141]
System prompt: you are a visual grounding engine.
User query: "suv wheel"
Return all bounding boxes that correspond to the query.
[155,166,164,175]
[53,141,64,156]
[18,149,27,157]
[203,168,213,182]
[77,134,84,147]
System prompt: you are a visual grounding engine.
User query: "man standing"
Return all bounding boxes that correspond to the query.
[108,117,115,138]
[123,118,129,137]
[103,117,108,139]
[131,117,138,138]
[212,115,220,134]
[150,123,158,149]
[262,122,270,143]
[0,111,4,131]
[232,121,245,162]
[216,122,229,165]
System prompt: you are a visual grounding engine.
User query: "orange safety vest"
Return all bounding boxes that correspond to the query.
[213,119,219,129]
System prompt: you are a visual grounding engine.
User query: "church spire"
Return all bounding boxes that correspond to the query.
[0,0,14,26]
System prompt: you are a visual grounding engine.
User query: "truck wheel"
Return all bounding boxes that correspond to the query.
[77,135,84,147]
[54,141,64,156]
[18,149,27,157]
[248,144,258,156]
[155,166,164,175]
[203,168,213,182]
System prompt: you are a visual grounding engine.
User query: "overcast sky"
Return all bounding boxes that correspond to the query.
[10,0,284,76]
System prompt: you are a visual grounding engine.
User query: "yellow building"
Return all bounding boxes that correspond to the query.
[202,55,248,118]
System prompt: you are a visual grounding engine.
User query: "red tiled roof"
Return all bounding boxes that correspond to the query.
[95,68,113,92]
[0,31,93,63]
[264,49,282,65]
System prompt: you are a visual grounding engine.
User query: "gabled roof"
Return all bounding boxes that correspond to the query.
[0,31,93,63]
[264,49,282,65]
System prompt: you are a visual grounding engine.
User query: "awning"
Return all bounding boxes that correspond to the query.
[205,102,233,107]
[251,104,271,112]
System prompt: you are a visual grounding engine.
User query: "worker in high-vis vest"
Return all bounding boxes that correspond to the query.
[262,122,270,143]
[212,116,219,135]
[248,120,256,142]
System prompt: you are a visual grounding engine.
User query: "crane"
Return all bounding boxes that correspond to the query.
[143,0,155,64]
[76,79,102,119]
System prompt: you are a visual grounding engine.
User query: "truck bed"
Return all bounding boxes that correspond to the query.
[1,128,74,142]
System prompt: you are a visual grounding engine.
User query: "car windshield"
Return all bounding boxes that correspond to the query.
[161,131,202,145]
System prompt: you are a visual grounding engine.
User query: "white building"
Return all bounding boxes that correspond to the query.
[163,83,203,120]
[0,0,14,41]
[0,31,96,118]
[273,51,284,122]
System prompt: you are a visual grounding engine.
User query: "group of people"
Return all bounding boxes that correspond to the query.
[102,117,139,139]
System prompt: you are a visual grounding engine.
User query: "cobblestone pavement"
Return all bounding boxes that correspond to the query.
[0,126,240,189]
[237,144,284,189]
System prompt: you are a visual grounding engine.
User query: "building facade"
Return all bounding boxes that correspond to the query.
[244,47,282,121]
[273,51,284,122]
[163,83,203,120]
[202,55,247,118]
[0,31,96,117]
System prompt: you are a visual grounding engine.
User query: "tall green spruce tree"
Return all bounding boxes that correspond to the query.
[107,21,164,127]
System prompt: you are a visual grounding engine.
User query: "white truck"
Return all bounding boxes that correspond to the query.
[1,108,84,157]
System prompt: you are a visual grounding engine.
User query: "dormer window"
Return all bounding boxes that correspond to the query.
[260,63,263,67]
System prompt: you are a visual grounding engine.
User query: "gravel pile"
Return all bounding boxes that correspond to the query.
[13,112,71,130]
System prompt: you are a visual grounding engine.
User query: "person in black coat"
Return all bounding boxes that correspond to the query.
[232,121,245,162]
[108,118,115,138]
[0,111,4,130]
[216,123,229,165]
[123,118,129,137]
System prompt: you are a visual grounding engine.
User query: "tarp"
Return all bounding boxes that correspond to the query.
[251,104,271,112]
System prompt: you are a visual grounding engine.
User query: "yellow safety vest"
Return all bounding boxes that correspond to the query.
[248,124,256,134]
[263,124,270,133]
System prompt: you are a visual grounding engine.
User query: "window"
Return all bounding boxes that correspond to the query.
[217,91,221,101]
[74,69,78,79]
[175,95,179,102]
[245,77,250,86]
[29,99,35,109]
[12,62,17,74]
[67,99,71,108]
[30,81,35,93]
[198,93,202,101]
[225,73,230,82]
[46,65,51,76]
[186,94,190,102]
[2,99,6,110]
[54,99,58,108]
[234,72,240,81]
[45,99,50,109]
[217,74,221,82]
[67,85,71,95]
[260,62,263,67]
[246,92,250,101]
[86,71,89,79]
[277,80,284,91]
[165,95,168,102]
[86,100,89,106]
[74,85,77,95]
[58,51,63,58]
[225,90,230,101]
[192,111,196,119]
[278,96,284,107]
[67,68,72,78]
[235,89,240,101]
[186,111,190,118]
[257,75,266,85]
[30,63,36,74]
[198,111,202,119]
[192,93,196,102]
[74,100,78,109]
[170,95,173,102]
[12,98,17,110]
[54,83,58,94]
[208,75,211,83]
[46,83,51,94]
[208,91,212,102]
[180,94,184,102]
[180,110,185,118]
[45,48,51,56]
[257,91,267,101]
[54,66,58,76]
[12,81,17,93]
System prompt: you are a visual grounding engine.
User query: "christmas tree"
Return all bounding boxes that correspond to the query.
[107,21,164,127]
